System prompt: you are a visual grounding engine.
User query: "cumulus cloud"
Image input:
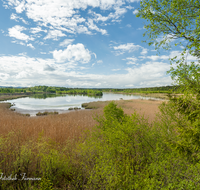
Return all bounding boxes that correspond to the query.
[8,25,34,41]
[4,0,131,37]
[53,43,91,63]
[0,54,173,88]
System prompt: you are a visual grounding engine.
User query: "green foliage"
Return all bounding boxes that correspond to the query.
[157,96,200,163]
[137,0,200,96]
[75,102,200,189]
[39,178,53,190]
[0,132,74,189]
[2,102,200,189]
[137,0,200,163]
[103,85,182,94]
[137,0,200,52]
[0,87,26,94]
[36,111,58,116]
[56,89,103,96]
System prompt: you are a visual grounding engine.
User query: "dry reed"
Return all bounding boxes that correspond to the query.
[0,99,164,145]
[0,103,100,146]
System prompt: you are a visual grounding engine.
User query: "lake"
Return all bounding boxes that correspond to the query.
[3,92,162,116]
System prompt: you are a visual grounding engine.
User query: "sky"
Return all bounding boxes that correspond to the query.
[0,0,197,88]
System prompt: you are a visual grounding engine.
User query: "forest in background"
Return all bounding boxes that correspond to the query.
[0,85,181,95]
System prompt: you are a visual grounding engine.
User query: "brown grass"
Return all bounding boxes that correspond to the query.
[0,103,100,146]
[0,99,165,146]
[81,99,166,123]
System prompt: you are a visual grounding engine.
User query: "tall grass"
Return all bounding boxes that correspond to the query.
[0,103,99,189]
[1,100,200,189]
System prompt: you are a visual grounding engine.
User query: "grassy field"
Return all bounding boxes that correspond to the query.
[1,97,200,189]
[0,98,163,140]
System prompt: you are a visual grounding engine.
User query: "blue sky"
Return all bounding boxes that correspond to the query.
[0,0,196,88]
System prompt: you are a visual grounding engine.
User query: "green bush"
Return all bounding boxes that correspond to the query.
[36,111,58,116]
[74,102,200,189]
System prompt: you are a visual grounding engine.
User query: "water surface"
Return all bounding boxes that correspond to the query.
[3,93,162,116]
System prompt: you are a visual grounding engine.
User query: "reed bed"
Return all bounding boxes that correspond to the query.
[0,99,164,146]
[0,103,101,145]
[0,100,165,189]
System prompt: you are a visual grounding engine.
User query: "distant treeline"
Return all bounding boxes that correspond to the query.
[0,88,26,94]
[102,85,182,94]
[0,86,103,96]
[0,85,182,95]
[56,89,103,96]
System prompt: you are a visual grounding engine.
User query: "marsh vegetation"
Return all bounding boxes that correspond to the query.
[1,98,200,189]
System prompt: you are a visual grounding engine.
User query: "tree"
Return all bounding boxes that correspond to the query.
[137,0,200,91]
[137,0,200,162]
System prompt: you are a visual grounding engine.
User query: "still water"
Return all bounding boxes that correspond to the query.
[4,93,161,116]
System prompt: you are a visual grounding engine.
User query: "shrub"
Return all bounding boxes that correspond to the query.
[36,111,58,116]
[74,102,200,189]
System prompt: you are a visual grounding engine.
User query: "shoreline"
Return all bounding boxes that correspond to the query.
[1,97,166,119]
[1,92,169,118]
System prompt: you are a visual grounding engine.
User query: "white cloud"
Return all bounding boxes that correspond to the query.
[11,40,26,46]
[169,50,198,62]
[114,43,141,51]
[141,48,148,55]
[59,39,75,47]
[53,43,91,63]
[137,26,145,30]
[27,43,35,49]
[97,60,103,64]
[125,56,138,62]
[147,55,169,61]
[132,9,139,14]
[113,43,141,55]
[6,0,26,13]
[44,30,66,40]
[30,26,47,34]
[112,68,121,71]
[127,0,140,2]
[87,19,107,35]
[0,54,173,88]
[4,0,131,37]
[124,56,138,65]
[8,25,34,41]
[125,5,135,10]
[10,13,28,24]
[89,6,127,23]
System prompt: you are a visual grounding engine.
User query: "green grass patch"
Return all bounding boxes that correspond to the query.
[36,111,59,116]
